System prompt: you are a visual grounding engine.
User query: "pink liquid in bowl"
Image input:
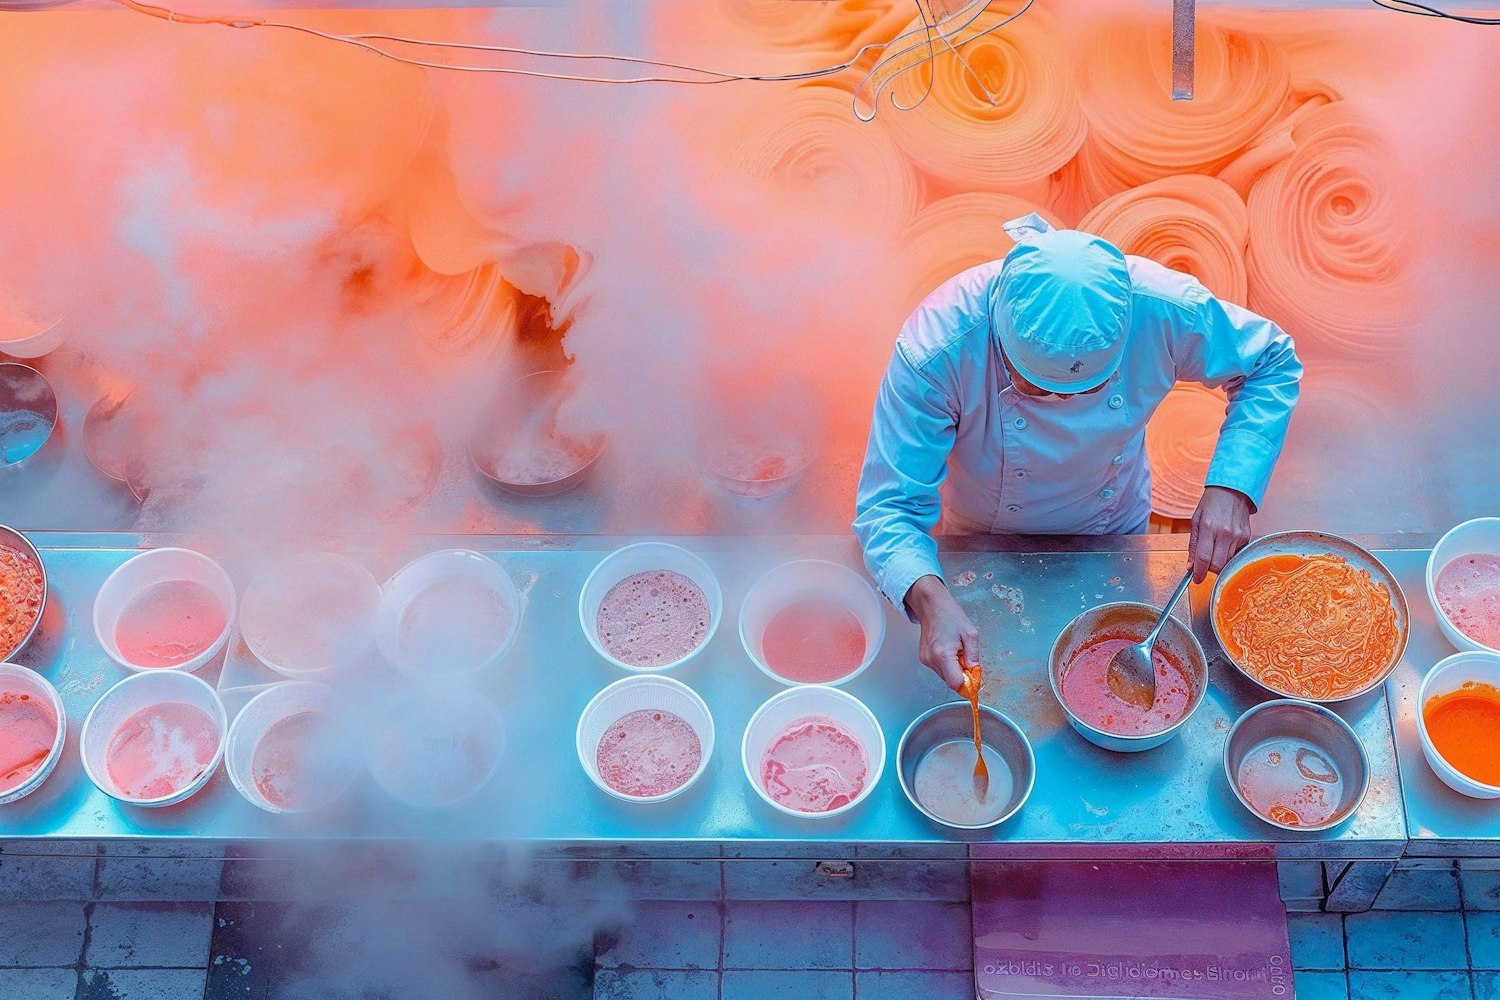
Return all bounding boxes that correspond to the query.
[594,708,702,798]
[760,715,868,813]
[761,598,866,684]
[0,689,58,794]
[1436,553,1500,649]
[596,570,710,668]
[114,580,229,668]
[252,712,348,811]
[106,702,220,800]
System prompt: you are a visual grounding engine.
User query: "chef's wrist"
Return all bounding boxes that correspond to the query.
[903,574,948,617]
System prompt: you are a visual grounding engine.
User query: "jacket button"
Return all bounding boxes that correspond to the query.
[1113,454,1124,465]
[1100,487,1115,500]
[1013,417,1027,430]
[1015,470,1027,479]
[1006,504,1021,513]
[1108,394,1124,409]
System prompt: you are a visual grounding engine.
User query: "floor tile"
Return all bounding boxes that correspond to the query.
[1344,910,1468,970]
[86,903,213,968]
[204,901,283,1000]
[1471,913,1500,970]
[1476,971,1500,1000]
[854,902,971,971]
[0,968,77,1000]
[1373,865,1461,910]
[1465,869,1500,911]
[596,902,720,970]
[78,968,208,1000]
[1347,970,1472,1000]
[0,854,97,902]
[0,902,86,967]
[1288,912,1346,971]
[1293,970,1349,1000]
[593,969,718,1000]
[856,970,972,1000]
[94,858,225,902]
[723,901,852,970]
[721,970,852,1000]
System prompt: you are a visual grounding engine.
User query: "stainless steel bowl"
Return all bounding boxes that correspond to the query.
[1049,601,1208,752]
[469,370,606,498]
[0,523,47,661]
[896,702,1035,830]
[1224,699,1369,832]
[1209,530,1409,703]
[0,363,58,471]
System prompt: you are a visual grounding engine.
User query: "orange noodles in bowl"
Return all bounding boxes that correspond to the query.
[1214,552,1402,701]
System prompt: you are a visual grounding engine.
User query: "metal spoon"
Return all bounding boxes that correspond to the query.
[1106,570,1193,711]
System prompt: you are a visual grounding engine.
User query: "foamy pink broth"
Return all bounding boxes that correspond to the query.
[594,708,701,798]
[596,570,709,668]
[106,701,219,799]
[1436,553,1500,648]
[114,579,227,668]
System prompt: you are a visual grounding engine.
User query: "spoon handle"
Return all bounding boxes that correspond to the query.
[1145,570,1194,648]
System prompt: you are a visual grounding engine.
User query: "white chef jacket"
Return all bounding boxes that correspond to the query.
[853,255,1303,613]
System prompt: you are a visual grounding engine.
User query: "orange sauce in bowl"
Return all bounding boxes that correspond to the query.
[1214,553,1401,700]
[1423,682,1500,787]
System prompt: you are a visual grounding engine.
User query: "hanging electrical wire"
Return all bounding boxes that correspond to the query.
[99,0,1031,119]
[1369,0,1500,24]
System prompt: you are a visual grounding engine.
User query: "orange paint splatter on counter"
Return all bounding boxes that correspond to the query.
[1214,553,1400,700]
[0,545,44,660]
[1423,682,1500,787]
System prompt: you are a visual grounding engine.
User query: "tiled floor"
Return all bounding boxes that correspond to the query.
[3,861,1500,998]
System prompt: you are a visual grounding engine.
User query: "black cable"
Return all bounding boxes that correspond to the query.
[1371,0,1500,25]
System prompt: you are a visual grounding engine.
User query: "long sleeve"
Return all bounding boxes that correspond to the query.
[1168,290,1304,509]
[852,343,959,614]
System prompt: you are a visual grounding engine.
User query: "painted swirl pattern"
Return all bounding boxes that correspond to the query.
[1215,553,1402,700]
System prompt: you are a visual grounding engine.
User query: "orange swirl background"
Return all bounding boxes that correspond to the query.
[898,193,1059,313]
[1144,383,1228,519]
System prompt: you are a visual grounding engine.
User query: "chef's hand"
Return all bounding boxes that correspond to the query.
[1189,485,1253,584]
[904,574,980,692]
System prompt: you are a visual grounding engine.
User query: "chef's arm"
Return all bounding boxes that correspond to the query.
[852,347,976,691]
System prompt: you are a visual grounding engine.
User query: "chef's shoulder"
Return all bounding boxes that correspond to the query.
[1124,254,1215,317]
[893,260,1004,377]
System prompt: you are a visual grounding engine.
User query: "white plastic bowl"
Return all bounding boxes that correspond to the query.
[92,548,236,673]
[0,662,67,805]
[740,560,886,687]
[241,553,381,678]
[224,682,357,814]
[368,685,505,809]
[0,309,66,359]
[1416,650,1500,799]
[1426,517,1500,654]
[578,542,723,672]
[576,675,714,804]
[741,685,885,820]
[80,670,227,807]
[376,550,523,678]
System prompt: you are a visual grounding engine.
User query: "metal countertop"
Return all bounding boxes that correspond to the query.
[0,532,1415,861]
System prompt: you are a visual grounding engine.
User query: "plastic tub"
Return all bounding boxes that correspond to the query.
[1416,651,1500,799]
[1426,517,1500,654]
[579,542,722,672]
[376,550,523,678]
[576,675,714,803]
[0,662,67,805]
[80,670,227,807]
[92,548,236,673]
[741,685,885,820]
[369,685,505,809]
[0,523,47,663]
[740,560,885,687]
[241,553,381,678]
[0,363,58,470]
[224,682,358,814]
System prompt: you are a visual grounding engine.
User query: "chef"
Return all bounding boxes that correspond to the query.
[853,215,1303,691]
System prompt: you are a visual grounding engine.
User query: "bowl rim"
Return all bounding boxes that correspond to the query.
[738,559,886,689]
[1414,650,1500,795]
[739,684,886,820]
[376,548,524,678]
[1424,518,1500,655]
[1047,600,1208,745]
[1222,697,1370,832]
[895,701,1035,830]
[0,661,67,804]
[0,523,47,662]
[242,552,382,679]
[79,669,228,807]
[467,369,608,494]
[223,680,349,814]
[90,547,237,674]
[0,362,58,468]
[577,541,723,673]
[1208,530,1410,703]
[574,674,716,804]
